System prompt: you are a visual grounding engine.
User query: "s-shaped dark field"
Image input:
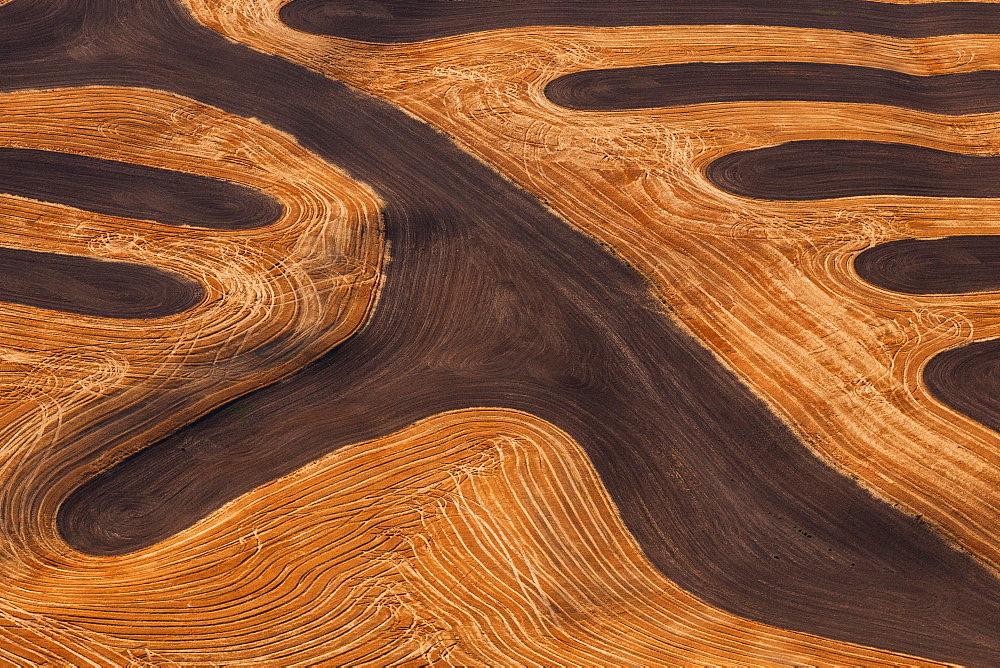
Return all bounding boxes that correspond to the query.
[0,0,991,663]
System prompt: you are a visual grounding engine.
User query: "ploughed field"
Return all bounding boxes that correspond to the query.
[2,0,1000,664]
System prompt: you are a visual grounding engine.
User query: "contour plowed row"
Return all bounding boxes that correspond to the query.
[280,0,1000,42]
[183,0,1000,661]
[0,147,283,230]
[708,140,1000,199]
[546,61,1000,114]
[0,246,202,318]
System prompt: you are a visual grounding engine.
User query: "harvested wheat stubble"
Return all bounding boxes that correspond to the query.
[183,0,1000,661]
[0,410,946,664]
[280,0,1000,42]
[21,0,995,663]
[547,61,1000,114]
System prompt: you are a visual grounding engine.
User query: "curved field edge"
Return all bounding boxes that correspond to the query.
[0,85,383,558]
[184,0,1000,576]
[3,409,943,665]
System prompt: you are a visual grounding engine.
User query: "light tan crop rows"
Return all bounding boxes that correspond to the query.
[0,408,942,665]
[0,0,992,662]
[0,85,382,568]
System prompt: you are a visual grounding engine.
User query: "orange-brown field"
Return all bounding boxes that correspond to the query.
[3,0,1000,664]
[0,408,947,665]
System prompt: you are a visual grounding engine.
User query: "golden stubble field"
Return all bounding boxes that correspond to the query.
[0,0,997,663]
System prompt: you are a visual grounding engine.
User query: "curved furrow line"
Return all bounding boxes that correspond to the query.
[9,0,992,664]
[278,0,1000,43]
[546,62,1000,114]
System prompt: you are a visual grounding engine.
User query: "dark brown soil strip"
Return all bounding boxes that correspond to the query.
[862,236,1000,448]
[0,148,283,230]
[279,0,1000,42]
[708,140,1000,201]
[546,62,1000,114]
[0,246,202,318]
[2,0,994,662]
[856,236,1000,294]
[0,146,275,318]
[926,341,1000,435]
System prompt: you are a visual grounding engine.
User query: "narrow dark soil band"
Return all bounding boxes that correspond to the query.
[0,0,992,663]
[926,341,1000,436]
[857,236,1000,438]
[0,148,283,230]
[707,140,1000,200]
[856,236,1000,295]
[0,246,202,318]
[280,0,1000,43]
[546,62,1000,114]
